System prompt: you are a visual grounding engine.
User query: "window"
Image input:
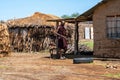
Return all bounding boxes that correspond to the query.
[107,15,120,38]
[84,27,93,39]
[85,27,90,39]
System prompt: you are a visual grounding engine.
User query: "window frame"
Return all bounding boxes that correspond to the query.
[106,15,120,39]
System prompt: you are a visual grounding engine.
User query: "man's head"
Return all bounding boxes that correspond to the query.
[60,21,65,26]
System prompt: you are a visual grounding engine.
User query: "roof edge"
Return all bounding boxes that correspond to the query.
[76,0,109,21]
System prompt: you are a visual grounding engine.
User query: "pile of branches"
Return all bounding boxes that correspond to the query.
[66,44,93,55]
[9,25,56,52]
[8,23,74,53]
[0,23,10,57]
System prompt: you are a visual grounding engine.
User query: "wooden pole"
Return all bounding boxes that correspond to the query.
[74,21,79,55]
[56,21,59,54]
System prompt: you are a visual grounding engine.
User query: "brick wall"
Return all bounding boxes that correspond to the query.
[93,0,120,58]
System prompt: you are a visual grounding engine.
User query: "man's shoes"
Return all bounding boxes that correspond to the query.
[60,56,66,60]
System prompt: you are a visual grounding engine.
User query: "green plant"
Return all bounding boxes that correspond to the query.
[0,65,7,69]
[79,41,94,50]
[104,73,120,78]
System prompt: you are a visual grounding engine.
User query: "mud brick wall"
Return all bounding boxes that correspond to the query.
[93,0,120,58]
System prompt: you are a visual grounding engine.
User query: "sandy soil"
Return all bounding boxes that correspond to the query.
[0,52,120,80]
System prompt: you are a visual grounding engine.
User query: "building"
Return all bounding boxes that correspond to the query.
[78,22,93,40]
[77,0,120,58]
[6,12,60,52]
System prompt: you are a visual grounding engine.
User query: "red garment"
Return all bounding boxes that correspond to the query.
[57,25,67,50]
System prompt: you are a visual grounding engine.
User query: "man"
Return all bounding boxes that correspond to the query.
[57,22,67,59]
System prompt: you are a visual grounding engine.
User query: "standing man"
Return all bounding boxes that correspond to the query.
[57,22,67,59]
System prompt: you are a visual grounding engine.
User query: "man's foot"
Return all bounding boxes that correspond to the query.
[60,56,66,60]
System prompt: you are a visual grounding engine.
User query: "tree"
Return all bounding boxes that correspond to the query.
[71,13,79,18]
[61,15,70,19]
[61,12,80,19]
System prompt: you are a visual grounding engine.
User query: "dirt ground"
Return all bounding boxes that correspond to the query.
[0,52,120,80]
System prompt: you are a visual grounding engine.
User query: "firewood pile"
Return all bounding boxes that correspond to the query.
[8,24,73,53]
[0,23,10,57]
[8,25,56,52]
[5,12,60,52]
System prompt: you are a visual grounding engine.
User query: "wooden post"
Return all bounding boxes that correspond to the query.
[56,21,59,54]
[74,21,79,55]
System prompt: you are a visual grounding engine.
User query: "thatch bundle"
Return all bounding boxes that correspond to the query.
[0,23,10,57]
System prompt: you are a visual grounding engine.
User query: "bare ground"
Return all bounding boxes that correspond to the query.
[0,52,120,80]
